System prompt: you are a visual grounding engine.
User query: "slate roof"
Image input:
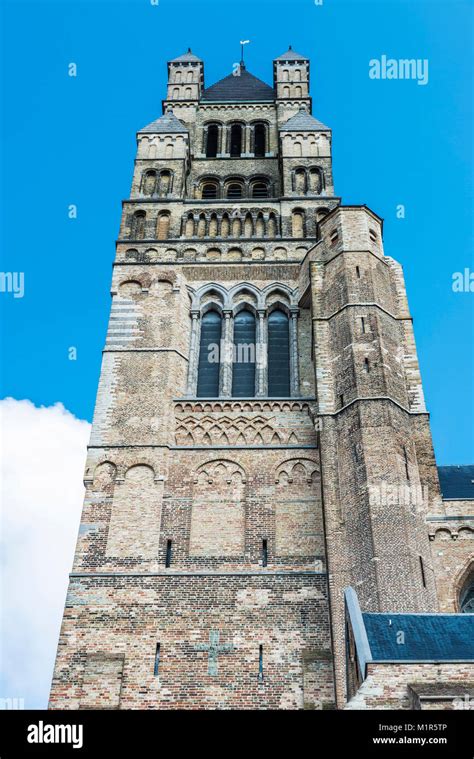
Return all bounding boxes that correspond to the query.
[139,110,188,134]
[275,47,308,61]
[362,613,474,661]
[170,49,202,63]
[201,68,275,102]
[437,465,474,500]
[281,107,330,132]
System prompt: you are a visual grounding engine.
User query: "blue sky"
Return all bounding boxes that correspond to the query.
[1,0,473,463]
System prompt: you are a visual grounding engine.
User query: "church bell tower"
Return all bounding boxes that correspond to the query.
[49,46,444,711]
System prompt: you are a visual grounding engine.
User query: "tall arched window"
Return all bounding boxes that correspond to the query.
[131,211,146,239]
[157,212,170,240]
[185,213,195,237]
[158,170,171,197]
[197,311,222,398]
[254,123,266,157]
[230,124,243,157]
[268,310,290,397]
[460,569,474,613]
[197,214,207,238]
[309,167,323,194]
[294,168,306,194]
[142,170,158,196]
[206,124,219,158]
[292,209,305,238]
[232,311,256,397]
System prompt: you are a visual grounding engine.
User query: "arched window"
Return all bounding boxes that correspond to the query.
[185,213,195,237]
[232,216,242,237]
[232,310,256,397]
[187,71,193,82]
[221,213,230,237]
[268,212,278,237]
[283,86,290,98]
[209,214,218,237]
[227,182,243,199]
[268,310,290,397]
[254,123,266,157]
[292,209,305,238]
[197,311,222,398]
[142,170,158,196]
[202,181,218,199]
[255,213,265,238]
[309,167,323,194]
[251,181,269,198]
[244,213,254,237]
[157,212,170,240]
[158,170,171,197]
[295,85,302,98]
[197,214,207,238]
[175,71,182,83]
[230,124,243,157]
[294,168,306,194]
[282,69,289,82]
[131,211,146,239]
[185,87,192,98]
[206,124,219,158]
[460,569,474,613]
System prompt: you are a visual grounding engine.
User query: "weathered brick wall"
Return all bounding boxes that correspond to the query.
[50,575,334,710]
[428,506,474,612]
[345,662,474,710]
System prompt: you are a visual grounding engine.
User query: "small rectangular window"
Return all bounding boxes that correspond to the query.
[340,394,344,408]
[262,539,268,567]
[364,358,370,372]
[154,643,161,676]
[258,644,264,681]
[356,266,361,278]
[165,539,172,568]
[361,316,366,333]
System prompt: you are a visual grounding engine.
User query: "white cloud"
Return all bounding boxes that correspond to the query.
[0,398,90,709]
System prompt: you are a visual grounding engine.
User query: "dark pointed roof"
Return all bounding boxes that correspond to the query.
[438,465,474,500]
[201,67,275,102]
[275,46,308,61]
[281,106,330,132]
[170,48,202,63]
[139,108,188,134]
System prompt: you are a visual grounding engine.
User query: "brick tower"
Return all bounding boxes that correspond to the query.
[49,48,452,710]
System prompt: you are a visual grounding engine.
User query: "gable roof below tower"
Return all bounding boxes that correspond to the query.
[201,68,275,102]
[281,107,330,132]
[139,111,189,134]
